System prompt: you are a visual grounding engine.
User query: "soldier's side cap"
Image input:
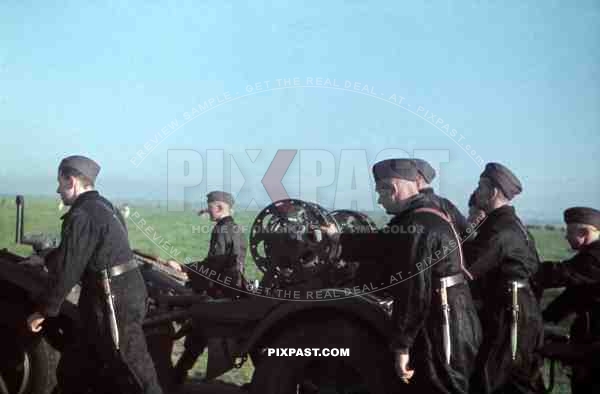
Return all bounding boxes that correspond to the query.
[373,159,418,182]
[412,158,436,183]
[564,207,600,229]
[58,155,101,183]
[480,162,522,200]
[207,190,234,206]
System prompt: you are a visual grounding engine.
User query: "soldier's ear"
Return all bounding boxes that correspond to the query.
[391,181,400,196]
[490,186,500,200]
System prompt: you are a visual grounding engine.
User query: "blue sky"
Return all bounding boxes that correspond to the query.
[1,0,598,222]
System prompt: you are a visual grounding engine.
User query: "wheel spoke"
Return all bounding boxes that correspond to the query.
[250,199,344,286]
[17,351,31,394]
[0,373,10,394]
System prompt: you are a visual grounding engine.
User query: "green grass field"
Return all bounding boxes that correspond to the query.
[0,195,576,392]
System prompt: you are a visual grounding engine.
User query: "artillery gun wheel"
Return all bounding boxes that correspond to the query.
[249,199,340,288]
[325,210,378,286]
[249,317,395,394]
[0,336,58,394]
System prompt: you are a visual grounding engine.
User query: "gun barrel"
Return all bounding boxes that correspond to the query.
[15,195,24,244]
[132,250,188,283]
[133,249,164,263]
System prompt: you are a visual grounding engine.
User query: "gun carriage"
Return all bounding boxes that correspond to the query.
[0,195,569,394]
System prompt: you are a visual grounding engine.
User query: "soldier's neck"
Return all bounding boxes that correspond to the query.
[486,200,510,214]
[214,213,231,222]
[71,187,96,204]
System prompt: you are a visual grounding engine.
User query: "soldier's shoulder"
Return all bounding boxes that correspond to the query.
[440,196,461,212]
[76,196,120,228]
[66,203,92,220]
[403,208,454,239]
[472,218,506,241]
[223,216,244,228]
[214,219,243,235]
[78,193,112,210]
[581,241,600,261]
[409,203,450,223]
[61,206,93,237]
[420,191,443,207]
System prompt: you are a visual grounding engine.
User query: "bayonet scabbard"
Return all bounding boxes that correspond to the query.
[510,281,519,361]
[100,270,120,350]
[440,279,451,365]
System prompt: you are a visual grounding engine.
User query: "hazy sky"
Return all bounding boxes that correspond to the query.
[1,1,598,221]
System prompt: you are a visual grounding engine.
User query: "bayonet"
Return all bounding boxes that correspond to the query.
[100,269,120,350]
[510,281,519,361]
[440,278,451,364]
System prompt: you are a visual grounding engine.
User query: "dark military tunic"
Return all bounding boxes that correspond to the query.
[188,216,247,296]
[421,187,469,237]
[174,215,247,384]
[334,194,482,394]
[534,239,600,394]
[207,215,247,290]
[464,205,544,394]
[37,191,162,394]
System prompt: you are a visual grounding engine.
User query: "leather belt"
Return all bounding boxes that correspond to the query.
[439,273,466,289]
[97,260,140,280]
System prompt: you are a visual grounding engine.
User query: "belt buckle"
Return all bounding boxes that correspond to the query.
[439,276,452,290]
[508,281,525,291]
[440,273,461,289]
[440,277,449,288]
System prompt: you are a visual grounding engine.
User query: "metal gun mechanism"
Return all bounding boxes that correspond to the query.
[249,199,340,288]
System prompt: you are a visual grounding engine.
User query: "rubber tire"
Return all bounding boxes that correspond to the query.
[249,318,396,394]
[0,374,9,394]
[15,337,59,394]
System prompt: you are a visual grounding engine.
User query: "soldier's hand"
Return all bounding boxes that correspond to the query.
[320,223,338,236]
[27,312,45,333]
[394,351,414,384]
[166,260,183,272]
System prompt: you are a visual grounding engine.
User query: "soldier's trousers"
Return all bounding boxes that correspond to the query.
[471,290,545,394]
[57,270,163,394]
[56,327,162,394]
[174,319,207,376]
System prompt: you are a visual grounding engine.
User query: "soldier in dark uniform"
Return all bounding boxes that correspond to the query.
[465,162,545,394]
[534,207,600,393]
[413,158,470,237]
[26,155,163,394]
[204,191,247,293]
[324,158,482,393]
[172,190,247,385]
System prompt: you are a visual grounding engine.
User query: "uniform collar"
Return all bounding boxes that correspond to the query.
[420,187,434,195]
[487,204,515,220]
[581,239,600,253]
[216,215,233,225]
[60,190,99,219]
[387,193,427,217]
